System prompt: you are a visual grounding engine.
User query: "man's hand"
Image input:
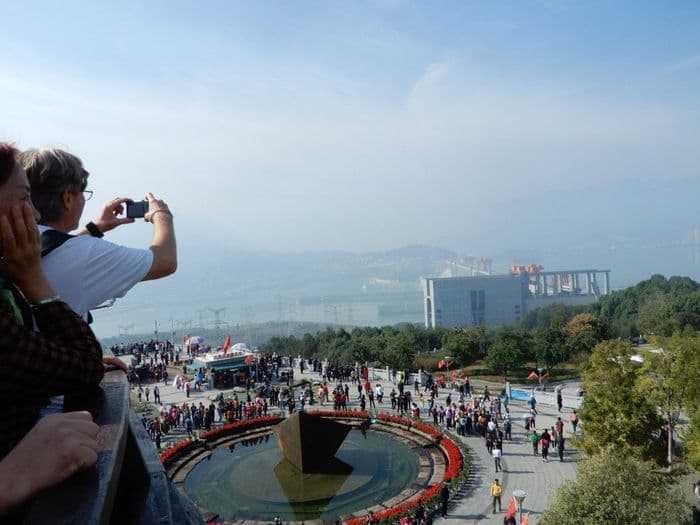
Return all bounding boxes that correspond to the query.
[103,355,129,373]
[0,412,100,514]
[93,198,135,233]
[143,193,172,223]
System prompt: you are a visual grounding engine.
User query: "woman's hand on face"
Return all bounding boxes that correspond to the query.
[0,203,42,284]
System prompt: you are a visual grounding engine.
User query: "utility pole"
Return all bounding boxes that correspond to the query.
[118,323,134,340]
[208,307,226,340]
[195,309,206,330]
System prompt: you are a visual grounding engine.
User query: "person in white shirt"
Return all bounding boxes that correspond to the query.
[21,148,177,320]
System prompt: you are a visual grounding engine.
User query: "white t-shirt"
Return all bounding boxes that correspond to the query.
[39,226,153,319]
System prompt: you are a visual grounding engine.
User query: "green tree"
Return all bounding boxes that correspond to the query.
[687,411,700,473]
[383,332,417,370]
[483,328,527,381]
[637,334,700,470]
[300,333,318,357]
[578,340,664,463]
[532,327,568,371]
[564,313,609,358]
[443,328,489,366]
[637,292,672,336]
[540,452,691,525]
[519,302,584,332]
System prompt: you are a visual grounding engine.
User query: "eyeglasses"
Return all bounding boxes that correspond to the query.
[82,190,93,201]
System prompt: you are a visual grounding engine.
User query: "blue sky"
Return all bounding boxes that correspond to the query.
[1,1,699,252]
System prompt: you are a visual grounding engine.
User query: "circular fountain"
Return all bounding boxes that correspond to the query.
[164,413,460,524]
[184,430,418,522]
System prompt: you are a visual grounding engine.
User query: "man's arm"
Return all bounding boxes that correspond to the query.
[142,192,177,280]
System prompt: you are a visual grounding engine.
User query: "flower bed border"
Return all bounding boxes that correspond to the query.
[159,415,282,467]
[159,411,470,525]
[344,412,469,525]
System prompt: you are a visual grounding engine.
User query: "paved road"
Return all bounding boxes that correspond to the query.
[125,359,580,524]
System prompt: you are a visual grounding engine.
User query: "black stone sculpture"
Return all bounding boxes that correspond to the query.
[274,411,352,472]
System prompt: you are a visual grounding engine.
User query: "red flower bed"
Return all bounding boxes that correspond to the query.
[344,434,465,524]
[412,420,443,438]
[200,415,282,440]
[160,416,282,466]
[441,436,463,481]
[377,413,413,426]
[160,438,194,465]
[344,483,444,525]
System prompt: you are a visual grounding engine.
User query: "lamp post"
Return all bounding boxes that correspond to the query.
[513,489,527,523]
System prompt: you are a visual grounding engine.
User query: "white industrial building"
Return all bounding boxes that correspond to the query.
[423,269,611,329]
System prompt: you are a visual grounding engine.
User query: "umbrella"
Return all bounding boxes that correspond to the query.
[527,371,538,380]
[232,342,250,351]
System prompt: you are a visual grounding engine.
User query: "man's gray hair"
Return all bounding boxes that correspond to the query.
[20,148,89,224]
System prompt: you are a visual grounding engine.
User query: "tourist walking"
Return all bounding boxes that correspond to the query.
[530,430,539,456]
[440,483,449,518]
[493,446,502,472]
[558,435,565,462]
[556,387,563,412]
[529,393,537,414]
[491,478,503,513]
[570,410,579,434]
[540,430,551,462]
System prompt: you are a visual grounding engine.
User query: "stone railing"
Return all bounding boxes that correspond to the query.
[19,370,202,525]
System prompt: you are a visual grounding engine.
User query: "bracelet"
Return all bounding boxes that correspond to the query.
[150,209,173,220]
[30,295,62,309]
[85,221,104,238]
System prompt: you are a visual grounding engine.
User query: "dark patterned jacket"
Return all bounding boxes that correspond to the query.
[0,299,104,460]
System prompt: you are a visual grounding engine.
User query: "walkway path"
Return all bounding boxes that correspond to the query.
[433,384,580,524]
[124,359,581,524]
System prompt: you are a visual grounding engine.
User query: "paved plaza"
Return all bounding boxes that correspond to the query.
[126,358,581,524]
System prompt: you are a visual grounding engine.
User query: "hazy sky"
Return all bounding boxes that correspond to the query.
[2,1,699,253]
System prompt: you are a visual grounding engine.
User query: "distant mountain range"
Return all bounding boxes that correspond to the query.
[93,236,700,344]
[93,174,700,341]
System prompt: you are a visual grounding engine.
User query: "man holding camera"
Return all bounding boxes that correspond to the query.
[20,148,177,321]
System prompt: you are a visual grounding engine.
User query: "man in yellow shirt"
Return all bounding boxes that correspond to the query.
[491,478,503,513]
